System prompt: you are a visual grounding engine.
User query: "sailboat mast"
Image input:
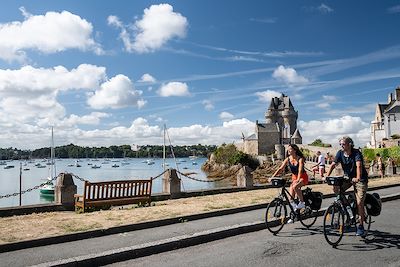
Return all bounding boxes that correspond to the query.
[163,124,166,171]
[50,126,55,178]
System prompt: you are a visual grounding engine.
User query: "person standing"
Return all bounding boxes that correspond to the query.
[326,136,368,237]
[376,153,385,179]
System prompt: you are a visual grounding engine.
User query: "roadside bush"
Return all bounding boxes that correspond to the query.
[363,147,400,164]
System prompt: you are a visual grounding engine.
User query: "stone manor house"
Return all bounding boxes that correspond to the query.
[237,94,302,156]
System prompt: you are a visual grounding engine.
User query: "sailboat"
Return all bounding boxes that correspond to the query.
[40,127,56,196]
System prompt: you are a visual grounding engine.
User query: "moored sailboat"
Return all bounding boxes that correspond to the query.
[40,127,56,196]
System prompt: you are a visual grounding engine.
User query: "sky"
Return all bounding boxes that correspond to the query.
[0,1,400,149]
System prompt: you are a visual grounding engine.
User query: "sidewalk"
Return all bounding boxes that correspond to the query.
[1,186,399,267]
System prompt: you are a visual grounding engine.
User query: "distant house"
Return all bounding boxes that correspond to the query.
[370,87,400,148]
[238,94,302,155]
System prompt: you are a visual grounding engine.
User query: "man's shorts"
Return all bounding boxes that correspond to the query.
[341,179,368,204]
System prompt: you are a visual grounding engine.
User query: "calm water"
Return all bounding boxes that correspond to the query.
[0,157,230,208]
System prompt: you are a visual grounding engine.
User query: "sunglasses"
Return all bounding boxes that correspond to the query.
[339,142,347,146]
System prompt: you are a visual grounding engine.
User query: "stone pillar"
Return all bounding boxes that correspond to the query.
[55,173,77,207]
[162,169,181,198]
[237,166,253,189]
[275,144,285,160]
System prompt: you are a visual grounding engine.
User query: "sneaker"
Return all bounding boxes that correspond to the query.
[296,202,305,210]
[290,201,297,210]
[356,225,365,236]
[287,218,294,224]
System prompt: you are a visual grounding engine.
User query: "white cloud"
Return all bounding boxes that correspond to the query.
[316,102,330,109]
[138,73,156,83]
[0,64,106,124]
[0,8,102,62]
[298,115,370,146]
[219,111,234,121]
[157,82,190,97]
[322,95,337,101]
[108,4,188,53]
[202,100,214,111]
[387,5,400,14]
[255,90,282,102]
[87,74,145,109]
[61,112,110,127]
[318,4,334,14]
[272,65,309,86]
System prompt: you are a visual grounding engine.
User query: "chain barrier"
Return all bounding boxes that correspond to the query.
[176,167,241,183]
[71,173,90,183]
[69,170,168,184]
[150,169,168,181]
[0,173,61,199]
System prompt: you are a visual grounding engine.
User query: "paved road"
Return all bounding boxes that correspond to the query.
[108,199,400,267]
[0,186,399,266]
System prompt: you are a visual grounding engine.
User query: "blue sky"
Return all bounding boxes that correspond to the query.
[0,1,400,149]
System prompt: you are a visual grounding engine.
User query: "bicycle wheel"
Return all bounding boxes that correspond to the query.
[299,206,318,228]
[323,203,345,247]
[265,198,287,235]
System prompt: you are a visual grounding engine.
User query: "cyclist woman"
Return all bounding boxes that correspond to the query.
[326,136,368,236]
[270,144,309,214]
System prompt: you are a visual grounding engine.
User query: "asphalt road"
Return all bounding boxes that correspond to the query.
[108,199,400,267]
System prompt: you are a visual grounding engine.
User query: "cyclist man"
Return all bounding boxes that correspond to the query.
[270,144,309,215]
[326,136,368,236]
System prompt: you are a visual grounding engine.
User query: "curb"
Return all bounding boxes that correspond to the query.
[1,183,399,253]
[33,192,400,267]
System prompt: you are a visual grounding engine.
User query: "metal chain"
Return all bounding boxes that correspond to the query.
[71,173,90,183]
[176,170,235,183]
[0,173,61,199]
[150,169,168,181]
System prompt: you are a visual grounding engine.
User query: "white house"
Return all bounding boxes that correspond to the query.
[370,87,400,148]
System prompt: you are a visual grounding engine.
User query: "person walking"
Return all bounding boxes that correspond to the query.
[312,151,325,179]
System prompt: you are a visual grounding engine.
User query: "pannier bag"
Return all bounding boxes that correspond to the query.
[365,192,382,216]
[302,188,323,210]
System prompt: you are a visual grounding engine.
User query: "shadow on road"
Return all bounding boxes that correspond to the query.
[331,230,400,251]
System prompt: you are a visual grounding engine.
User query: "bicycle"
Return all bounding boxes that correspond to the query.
[323,176,372,247]
[265,178,322,235]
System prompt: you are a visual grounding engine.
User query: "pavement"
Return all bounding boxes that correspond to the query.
[0,186,399,267]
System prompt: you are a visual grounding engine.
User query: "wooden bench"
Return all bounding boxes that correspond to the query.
[74,179,152,212]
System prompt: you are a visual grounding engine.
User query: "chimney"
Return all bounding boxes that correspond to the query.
[388,93,393,103]
[396,88,400,101]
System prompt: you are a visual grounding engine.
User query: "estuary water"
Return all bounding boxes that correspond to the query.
[0,157,229,208]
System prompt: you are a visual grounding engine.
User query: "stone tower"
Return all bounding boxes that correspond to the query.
[265,94,298,144]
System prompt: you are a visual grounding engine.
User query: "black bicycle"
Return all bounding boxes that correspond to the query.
[265,178,322,235]
[323,176,372,247]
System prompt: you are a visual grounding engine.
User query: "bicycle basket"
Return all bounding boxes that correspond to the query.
[365,193,382,216]
[271,178,285,187]
[326,176,344,186]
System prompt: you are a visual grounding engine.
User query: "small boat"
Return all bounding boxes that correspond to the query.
[91,165,101,169]
[192,161,198,165]
[75,160,81,167]
[40,127,56,196]
[37,164,46,168]
[23,168,30,171]
[146,159,155,165]
[4,165,14,169]
[111,164,119,168]
[0,161,7,165]
[40,178,55,195]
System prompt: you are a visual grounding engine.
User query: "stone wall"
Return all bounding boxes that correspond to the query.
[258,131,280,155]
